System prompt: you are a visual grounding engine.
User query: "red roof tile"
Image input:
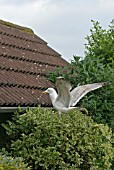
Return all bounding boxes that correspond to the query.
[0,20,69,107]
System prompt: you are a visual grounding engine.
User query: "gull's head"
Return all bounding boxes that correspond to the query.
[43,88,57,102]
[44,88,56,94]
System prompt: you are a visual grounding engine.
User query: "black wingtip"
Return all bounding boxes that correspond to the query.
[103,82,111,86]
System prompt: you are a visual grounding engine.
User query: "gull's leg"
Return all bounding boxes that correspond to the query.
[59,111,61,115]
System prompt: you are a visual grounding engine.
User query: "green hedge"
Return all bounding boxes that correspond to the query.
[3,107,114,170]
[0,150,30,170]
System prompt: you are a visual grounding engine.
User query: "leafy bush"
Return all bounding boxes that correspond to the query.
[0,149,30,170]
[3,107,114,170]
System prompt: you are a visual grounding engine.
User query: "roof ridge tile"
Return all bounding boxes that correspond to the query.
[0,31,46,44]
[0,19,34,34]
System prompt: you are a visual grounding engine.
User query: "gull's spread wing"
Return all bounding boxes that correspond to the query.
[55,77,72,107]
[70,82,106,106]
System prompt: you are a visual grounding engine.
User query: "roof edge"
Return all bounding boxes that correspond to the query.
[0,107,53,113]
[0,19,34,34]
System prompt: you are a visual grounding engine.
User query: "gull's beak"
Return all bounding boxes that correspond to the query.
[42,90,47,94]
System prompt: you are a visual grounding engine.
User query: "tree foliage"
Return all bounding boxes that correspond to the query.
[2,107,114,170]
[85,20,114,66]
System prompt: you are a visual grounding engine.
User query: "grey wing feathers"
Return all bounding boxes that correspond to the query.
[70,82,106,106]
[55,78,72,107]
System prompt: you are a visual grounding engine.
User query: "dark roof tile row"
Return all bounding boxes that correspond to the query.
[0,86,51,106]
[0,44,67,66]
[0,69,54,89]
[0,55,56,74]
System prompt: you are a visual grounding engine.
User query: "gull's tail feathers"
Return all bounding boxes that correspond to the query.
[58,107,79,114]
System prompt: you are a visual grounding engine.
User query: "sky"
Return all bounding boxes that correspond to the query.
[0,0,114,62]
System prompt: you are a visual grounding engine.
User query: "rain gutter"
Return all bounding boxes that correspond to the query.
[0,107,36,113]
[0,107,53,113]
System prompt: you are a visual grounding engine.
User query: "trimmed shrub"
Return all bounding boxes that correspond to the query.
[3,107,114,170]
[0,150,30,170]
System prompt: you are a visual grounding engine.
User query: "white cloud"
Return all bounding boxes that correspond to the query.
[0,0,40,6]
[0,0,114,61]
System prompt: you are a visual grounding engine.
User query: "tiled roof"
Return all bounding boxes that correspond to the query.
[0,20,68,107]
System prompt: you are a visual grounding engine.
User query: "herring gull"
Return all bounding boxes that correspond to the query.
[43,77,107,115]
